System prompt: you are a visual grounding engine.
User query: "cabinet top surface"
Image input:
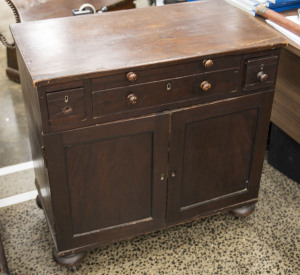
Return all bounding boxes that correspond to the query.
[11,0,286,87]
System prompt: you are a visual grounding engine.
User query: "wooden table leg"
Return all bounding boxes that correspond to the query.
[6,47,20,83]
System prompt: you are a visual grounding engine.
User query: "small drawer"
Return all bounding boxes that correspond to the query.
[91,55,241,91]
[196,68,239,96]
[244,56,278,91]
[92,69,239,118]
[47,88,85,126]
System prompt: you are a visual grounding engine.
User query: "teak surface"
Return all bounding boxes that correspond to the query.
[10,0,285,87]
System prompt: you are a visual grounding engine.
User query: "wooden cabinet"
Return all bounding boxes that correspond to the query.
[43,88,273,253]
[11,0,285,267]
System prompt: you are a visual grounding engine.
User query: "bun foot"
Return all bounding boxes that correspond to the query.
[52,250,87,268]
[36,195,43,209]
[231,204,256,217]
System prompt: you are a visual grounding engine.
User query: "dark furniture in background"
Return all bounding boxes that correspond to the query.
[269,124,300,183]
[5,0,135,83]
[11,0,285,268]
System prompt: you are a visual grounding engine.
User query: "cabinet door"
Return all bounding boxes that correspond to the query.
[44,114,169,252]
[167,92,273,224]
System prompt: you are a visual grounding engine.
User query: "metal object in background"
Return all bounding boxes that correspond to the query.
[72,3,97,15]
[72,3,109,15]
[0,0,21,48]
[256,4,300,36]
[164,0,186,4]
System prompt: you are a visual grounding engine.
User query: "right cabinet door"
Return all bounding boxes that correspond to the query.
[167,91,273,224]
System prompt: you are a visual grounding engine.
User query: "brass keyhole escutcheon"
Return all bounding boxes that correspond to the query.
[260,64,264,70]
[167,83,172,91]
[65,96,69,103]
[160,174,165,181]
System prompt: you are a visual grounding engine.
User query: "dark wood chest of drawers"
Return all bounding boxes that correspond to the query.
[11,0,286,267]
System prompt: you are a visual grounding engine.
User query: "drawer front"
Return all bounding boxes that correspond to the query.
[91,55,241,91]
[92,69,239,118]
[47,88,86,126]
[244,56,278,91]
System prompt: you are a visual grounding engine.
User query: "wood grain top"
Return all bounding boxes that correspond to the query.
[10,0,286,87]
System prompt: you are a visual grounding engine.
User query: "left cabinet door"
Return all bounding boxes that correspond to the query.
[43,113,169,252]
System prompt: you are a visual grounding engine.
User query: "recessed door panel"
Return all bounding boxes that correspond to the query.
[180,109,257,208]
[65,132,154,235]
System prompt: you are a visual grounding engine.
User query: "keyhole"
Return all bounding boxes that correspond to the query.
[167,83,172,91]
[65,96,69,103]
[260,64,264,70]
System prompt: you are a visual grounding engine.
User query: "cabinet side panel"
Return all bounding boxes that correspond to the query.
[271,48,300,143]
[17,48,55,239]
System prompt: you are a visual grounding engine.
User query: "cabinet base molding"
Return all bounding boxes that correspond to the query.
[231,204,256,217]
[52,250,87,268]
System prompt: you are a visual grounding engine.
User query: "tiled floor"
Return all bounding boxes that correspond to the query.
[0,4,300,274]
[0,160,299,274]
[0,168,35,199]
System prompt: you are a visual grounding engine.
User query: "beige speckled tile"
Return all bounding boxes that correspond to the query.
[0,162,299,275]
[0,168,35,199]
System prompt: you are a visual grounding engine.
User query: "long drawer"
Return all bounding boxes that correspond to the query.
[91,55,241,91]
[92,68,239,118]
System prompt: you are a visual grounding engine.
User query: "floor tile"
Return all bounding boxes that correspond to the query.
[0,168,35,199]
[0,162,299,274]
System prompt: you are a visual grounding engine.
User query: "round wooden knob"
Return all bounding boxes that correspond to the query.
[127,94,138,104]
[203,59,214,69]
[200,81,212,92]
[126,72,137,82]
[62,106,73,115]
[257,71,268,83]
